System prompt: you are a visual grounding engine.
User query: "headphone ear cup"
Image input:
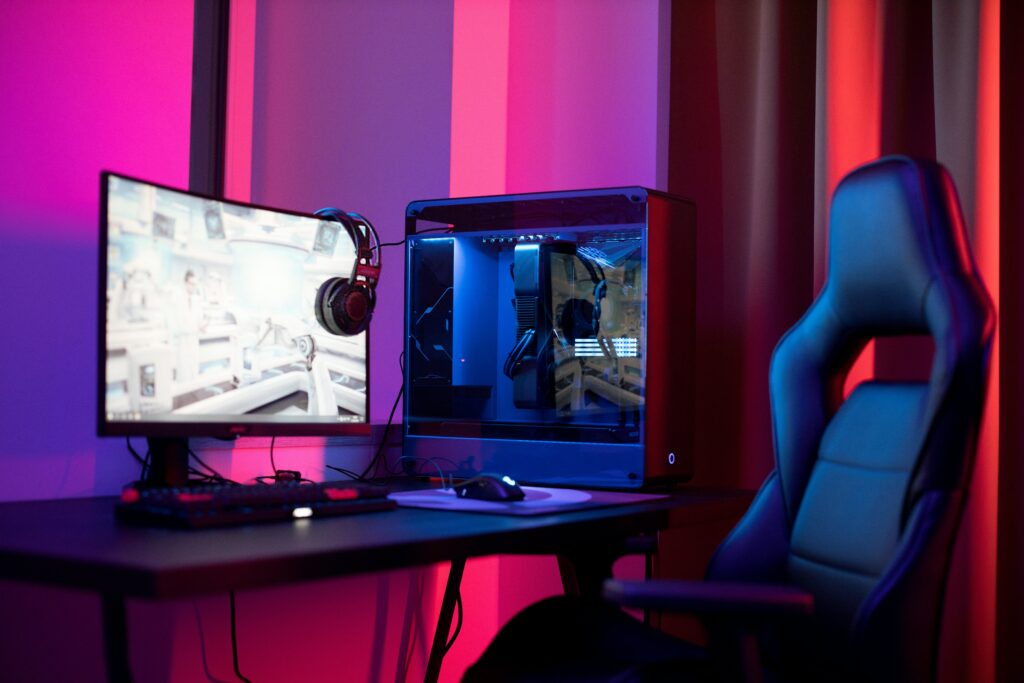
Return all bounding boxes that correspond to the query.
[329,279,373,335]
[315,277,347,336]
[592,280,606,337]
[313,208,381,336]
[559,298,596,345]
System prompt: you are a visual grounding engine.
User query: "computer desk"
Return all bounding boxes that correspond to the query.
[0,489,749,683]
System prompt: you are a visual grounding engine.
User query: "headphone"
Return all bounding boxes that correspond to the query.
[313,208,382,336]
[504,245,607,380]
[558,253,607,346]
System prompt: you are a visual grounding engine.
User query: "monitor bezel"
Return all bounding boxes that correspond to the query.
[97,171,371,439]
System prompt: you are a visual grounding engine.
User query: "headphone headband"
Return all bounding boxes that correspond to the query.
[574,251,604,286]
[313,207,382,336]
[315,207,382,285]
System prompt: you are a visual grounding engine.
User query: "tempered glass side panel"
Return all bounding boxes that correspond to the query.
[405,225,646,449]
[406,237,456,415]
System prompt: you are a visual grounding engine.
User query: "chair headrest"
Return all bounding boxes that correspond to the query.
[825,156,981,335]
[769,156,994,529]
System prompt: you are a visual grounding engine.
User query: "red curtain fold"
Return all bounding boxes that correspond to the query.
[997,2,1024,681]
[668,0,817,491]
[668,0,1013,679]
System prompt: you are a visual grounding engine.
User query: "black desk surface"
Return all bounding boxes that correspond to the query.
[0,490,748,599]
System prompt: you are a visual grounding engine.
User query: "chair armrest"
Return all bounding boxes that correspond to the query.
[603,579,814,618]
[621,534,659,555]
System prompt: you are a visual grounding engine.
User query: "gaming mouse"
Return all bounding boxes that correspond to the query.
[454,474,526,502]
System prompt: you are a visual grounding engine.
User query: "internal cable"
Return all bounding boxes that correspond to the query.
[125,437,150,481]
[188,467,221,483]
[395,455,460,489]
[193,601,233,683]
[444,589,464,654]
[325,464,369,482]
[255,437,317,484]
[189,449,238,485]
[360,385,404,479]
[127,438,240,487]
[372,225,452,253]
[229,592,253,683]
[269,436,278,476]
[359,351,405,479]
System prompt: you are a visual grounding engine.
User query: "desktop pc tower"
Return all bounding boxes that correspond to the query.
[403,187,695,489]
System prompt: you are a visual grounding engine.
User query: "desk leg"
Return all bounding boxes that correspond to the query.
[101,593,133,683]
[557,552,615,597]
[424,557,466,683]
[557,554,582,596]
[559,536,657,611]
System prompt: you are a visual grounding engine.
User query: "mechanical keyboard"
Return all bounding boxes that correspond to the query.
[115,480,395,529]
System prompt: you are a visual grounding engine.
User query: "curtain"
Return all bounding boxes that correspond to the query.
[666,0,1009,679]
[998,0,1024,678]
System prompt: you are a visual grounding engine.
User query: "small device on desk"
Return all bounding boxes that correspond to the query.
[453,474,526,502]
[115,480,395,529]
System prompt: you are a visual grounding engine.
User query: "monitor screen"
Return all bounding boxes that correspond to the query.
[98,172,369,437]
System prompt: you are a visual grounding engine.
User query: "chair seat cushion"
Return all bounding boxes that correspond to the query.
[462,595,709,683]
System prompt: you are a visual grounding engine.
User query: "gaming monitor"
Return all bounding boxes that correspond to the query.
[98,172,370,442]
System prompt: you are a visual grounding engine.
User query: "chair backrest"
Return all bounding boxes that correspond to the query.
[706,156,995,681]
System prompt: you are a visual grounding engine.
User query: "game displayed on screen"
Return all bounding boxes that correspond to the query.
[103,175,367,425]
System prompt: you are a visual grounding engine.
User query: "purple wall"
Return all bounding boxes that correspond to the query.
[251,0,455,424]
[0,1,669,680]
[0,2,194,680]
[505,0,668,192]
[0,1,194,501]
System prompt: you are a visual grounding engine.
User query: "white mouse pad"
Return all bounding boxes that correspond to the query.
[388,486,668,516]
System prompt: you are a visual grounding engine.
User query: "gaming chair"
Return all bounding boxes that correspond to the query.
[464,156,996,682]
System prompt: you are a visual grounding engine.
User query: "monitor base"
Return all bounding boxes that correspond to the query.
[142,436,191,489]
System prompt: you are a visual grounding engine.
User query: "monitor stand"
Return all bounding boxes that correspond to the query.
[143,436,191,488]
